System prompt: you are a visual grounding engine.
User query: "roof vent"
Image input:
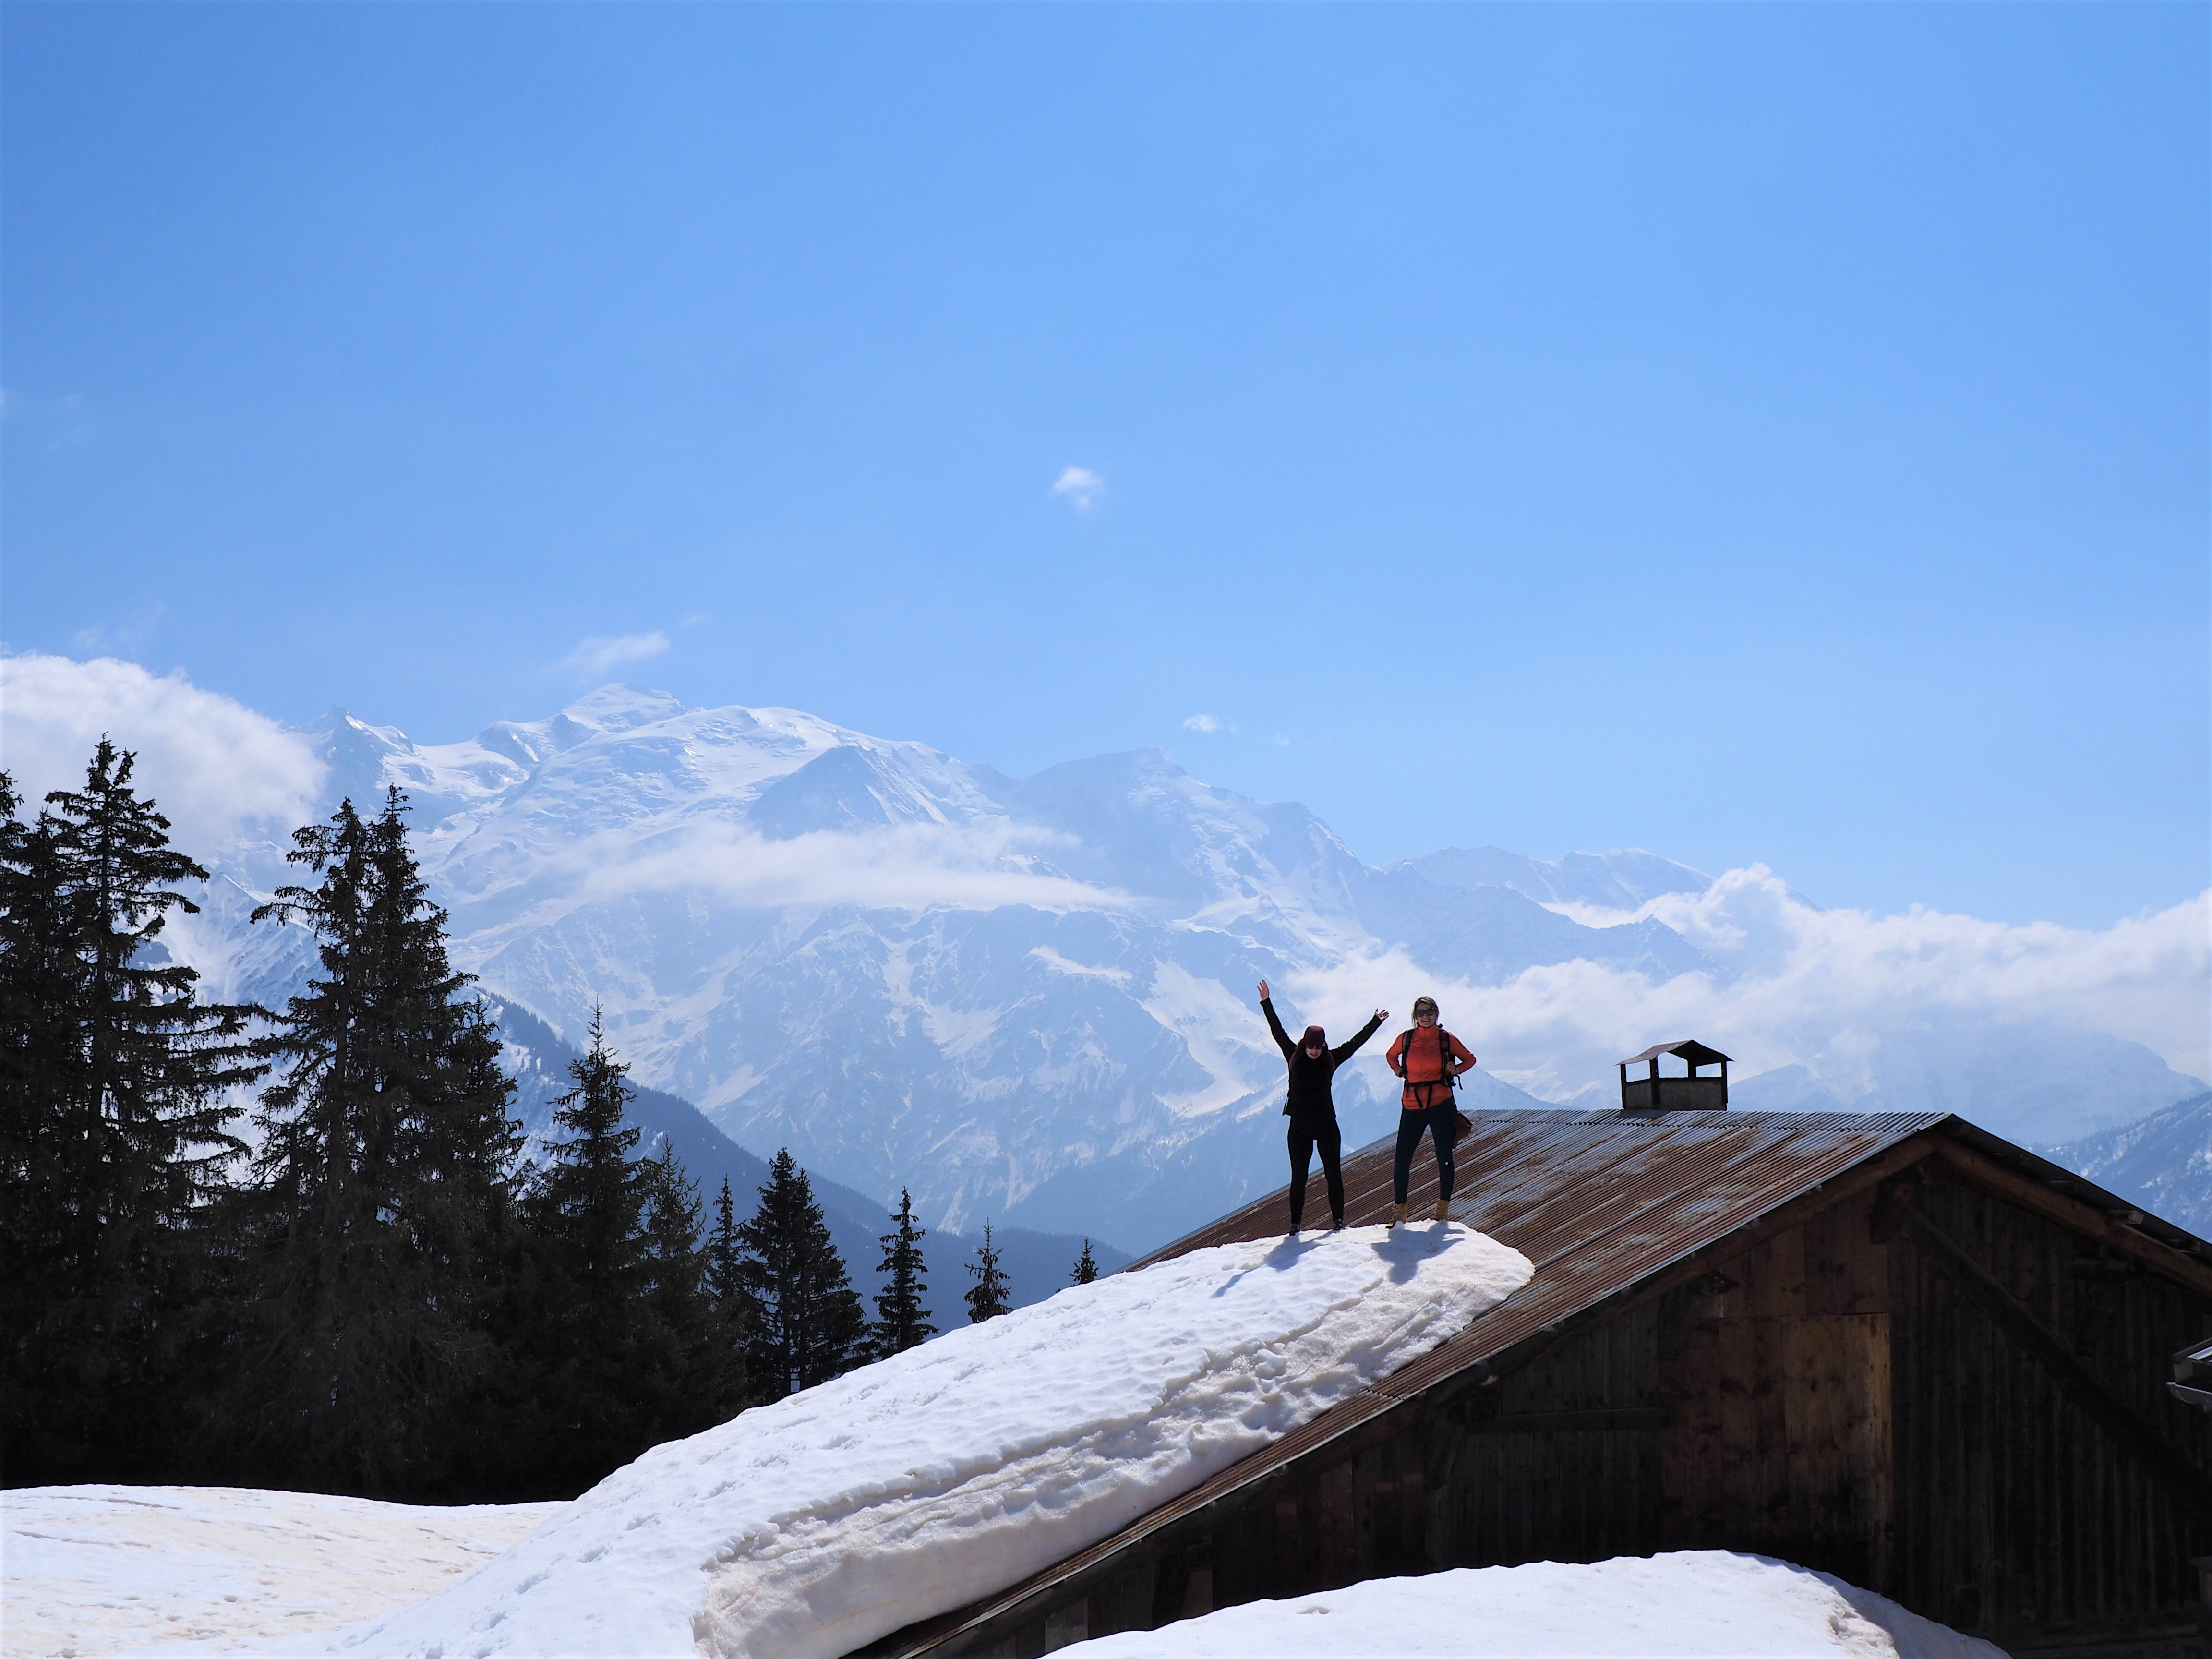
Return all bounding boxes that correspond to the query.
[1619,1040,1731,1112]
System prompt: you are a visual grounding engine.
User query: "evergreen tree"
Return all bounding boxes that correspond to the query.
[707,1178,745,1306]
[964,1221,1011,1323]
[1070,1239,1098,1286]
[0,774,74,1482]
[736,1150,865,1399]
[704,1177,755,1398]
[241,789,519,1497]
[637,1142,742,1431]
[513,1009,655,1491]
[870,1189,934,1358]
[0,745,262,1485]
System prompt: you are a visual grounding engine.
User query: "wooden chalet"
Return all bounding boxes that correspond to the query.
[856,1100,2212,1659]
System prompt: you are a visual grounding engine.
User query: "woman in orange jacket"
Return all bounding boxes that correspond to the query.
[1384,994,1476,1224]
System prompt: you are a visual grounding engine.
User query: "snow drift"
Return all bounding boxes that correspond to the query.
[0,1486,558,1658]
[1059,1552,2006,1659]
[325,1225,1530,1659]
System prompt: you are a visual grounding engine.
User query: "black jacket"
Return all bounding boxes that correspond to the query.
[1262,998,1385,1120]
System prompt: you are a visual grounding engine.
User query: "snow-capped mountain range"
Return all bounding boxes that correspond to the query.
[161,685,2206,1252]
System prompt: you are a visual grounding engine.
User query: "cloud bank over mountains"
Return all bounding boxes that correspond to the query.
[3,651,2204,1249]
[0,653,325,853]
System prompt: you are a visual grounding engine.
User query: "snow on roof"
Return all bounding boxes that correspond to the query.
[1056,1552,2005,1659]
[312,1226,1530,1659]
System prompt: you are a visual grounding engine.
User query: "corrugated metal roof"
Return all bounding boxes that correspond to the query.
[1136,1106,1944,1274]
[866,1108,1949,1657]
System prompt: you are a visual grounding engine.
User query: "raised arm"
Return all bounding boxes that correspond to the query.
[1257,982,1295,1060]
[1331,1009,1389,1064]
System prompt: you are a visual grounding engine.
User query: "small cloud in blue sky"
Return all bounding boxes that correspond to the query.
[1050,466,1105,512]
[565,630,670,677]
[1183,714,1225,733]
[72,601,166,659]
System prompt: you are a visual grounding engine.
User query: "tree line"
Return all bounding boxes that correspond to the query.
[0,742,1105,1503]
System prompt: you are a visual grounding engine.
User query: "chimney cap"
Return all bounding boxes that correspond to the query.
[1621,1039,1732,1069]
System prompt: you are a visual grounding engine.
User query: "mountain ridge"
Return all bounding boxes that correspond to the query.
[162,683,2203,1252]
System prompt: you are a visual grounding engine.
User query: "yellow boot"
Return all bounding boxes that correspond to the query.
[1390,1202,1407,1227]
[1432,1198,1451,1224]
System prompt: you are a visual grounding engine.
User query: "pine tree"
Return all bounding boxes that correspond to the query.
[870,1189,934,1358]
[241,789,519,1497]
[1070,1238,1098,1286]
[0,745,262,1485]
[707,1178,745,1306]
[637,1142,742,1432]
[705,1177,754,1397]
[736,1150,866,1399]
[964,1220,1011,1323]
[0,774,83,1483]
[514,1009,654,1491]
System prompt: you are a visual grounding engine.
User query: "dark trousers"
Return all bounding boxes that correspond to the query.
[1287,1115,1345,1230]
[1393,1103,1457,1207]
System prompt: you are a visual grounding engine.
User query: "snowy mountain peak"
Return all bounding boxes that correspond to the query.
[553,683,691,733]
[157,687,2200,1253]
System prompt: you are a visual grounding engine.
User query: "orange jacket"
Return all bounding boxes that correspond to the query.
[1386,1026,1476,1110]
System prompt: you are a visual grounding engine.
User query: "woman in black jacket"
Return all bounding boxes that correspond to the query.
[1258,979,1388,1235]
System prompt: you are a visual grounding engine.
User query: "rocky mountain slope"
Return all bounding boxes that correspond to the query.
[2042,1091,2212,1237]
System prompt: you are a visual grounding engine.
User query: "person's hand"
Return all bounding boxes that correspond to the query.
[1373,1008,1389,1023]
[1257,978,1271,1001]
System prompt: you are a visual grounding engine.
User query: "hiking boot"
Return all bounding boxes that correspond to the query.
[1330,1214,1345,1232]
[1431,1199,1451,1223]
[1390,1202,1407,1227]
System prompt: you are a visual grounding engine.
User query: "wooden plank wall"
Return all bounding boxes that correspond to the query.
[1429,1301,1665,1571]
[1889,1168,2212,1650]
[1656,1184,1894,1589]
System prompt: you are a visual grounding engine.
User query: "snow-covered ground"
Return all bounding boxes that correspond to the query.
[2,1226,1530,1659]
[1062,1553,2006,1659]
[0,1487,560,1659]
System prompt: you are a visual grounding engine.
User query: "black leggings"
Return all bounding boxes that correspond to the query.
[1393,1103,1457,1207]
[1287,1116,1345,1230]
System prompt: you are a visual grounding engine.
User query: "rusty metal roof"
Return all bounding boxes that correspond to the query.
[1134,1106,1940,1279]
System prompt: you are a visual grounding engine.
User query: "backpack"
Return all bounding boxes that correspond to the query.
[1398,1026,1463,1107]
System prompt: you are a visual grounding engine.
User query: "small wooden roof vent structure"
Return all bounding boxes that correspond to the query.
[1619,1039,1730,1111]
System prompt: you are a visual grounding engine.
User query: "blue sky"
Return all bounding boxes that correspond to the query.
[4,3,2204,929]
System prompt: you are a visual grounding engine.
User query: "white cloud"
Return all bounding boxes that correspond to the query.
[0,654,325,856]
[1050,466,1105,512]
[541,817,1133,919]
[564,631,671,677]
[1183,714,1224,734]
[1286,865,2212,1103]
